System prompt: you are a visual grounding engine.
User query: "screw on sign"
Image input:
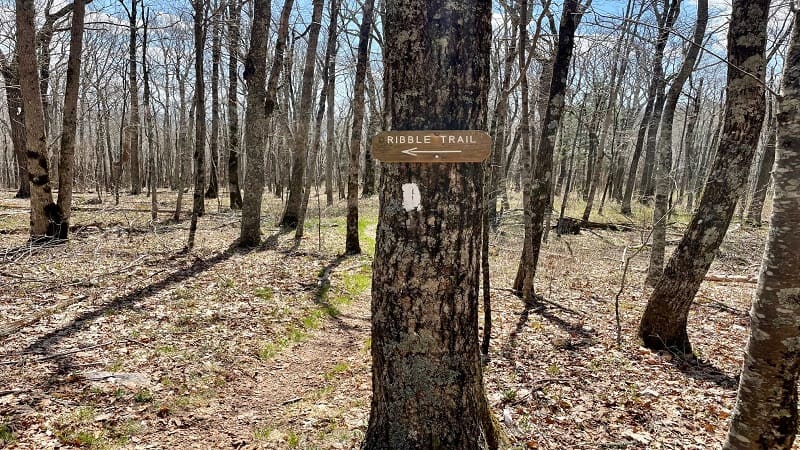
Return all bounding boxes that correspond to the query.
[372,130,491,163]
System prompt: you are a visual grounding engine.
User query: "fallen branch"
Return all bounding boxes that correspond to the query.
[704,274,757,284]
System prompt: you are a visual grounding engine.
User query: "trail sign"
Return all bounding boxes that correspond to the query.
[372,130,491,163]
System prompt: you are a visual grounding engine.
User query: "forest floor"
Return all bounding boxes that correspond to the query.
[0,189,768,449]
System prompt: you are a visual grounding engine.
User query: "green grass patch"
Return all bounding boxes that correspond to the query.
[324,362,350,381]
[358,218,377,255]
[287,430,301,448]
[0,423,15,444]
[254,287,274,301]
[342,269,371,295]
[258,340,287,361]
[253,424,275,440]
[134,389,153,403]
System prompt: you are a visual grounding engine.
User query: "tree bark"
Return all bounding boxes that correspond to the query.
[646,0,707,285]
[324,1,340,207]
[638,0,769,354]
[723,11,800,449]
[187,0,207,249]
[239,0,294,245]
[363,0,499,446]
[56,0,87,236]
[15,0,64,239]
[344,0,374,255]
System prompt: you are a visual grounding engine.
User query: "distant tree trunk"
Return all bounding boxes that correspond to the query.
[239,0,294,246]
[325,46,338,206]
[487,10,518,226]
[126,0,141,195]
[279,0,324,229]
[344,0,374,255]
[206,3,222,199]
[582,2,633,221]
[680,78,702,208]
[517,0,586,297]
[363,0,500,447]
[174,63,189,222]
[515,0,534,299]
[56,0,86,237]
[0,56,30,199]
[294,0,340,239]
[361,73,378,198]
[621,0,679,214]
[142,13,158,222]
[646,0,707,285]
[745,103,776,227]
[638,0,769,354]
[723,12,800,449]
[227,0,243,209]
[15,0,63,239]
[187,0,207,249]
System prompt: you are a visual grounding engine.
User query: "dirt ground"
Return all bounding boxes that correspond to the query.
[0,190,769,449]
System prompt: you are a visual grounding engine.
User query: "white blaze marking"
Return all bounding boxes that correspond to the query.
[402,183,421,212]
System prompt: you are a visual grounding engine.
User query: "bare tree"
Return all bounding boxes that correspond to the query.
[344,0,375,255]
[239,0,294,246]
[55,0,87,235]
[15,0,64,238]
[279,0,325,229]
[638,0,770,354]
[226,0,243,209]
[646,0,708,284]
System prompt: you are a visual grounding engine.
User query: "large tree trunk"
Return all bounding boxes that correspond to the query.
[15,0,64,239]
[324,0,340,207]
[724,11,800,448]
[239,0,294,246]
[56,0,87,237]
[363,0,500,447]
[344,0,374,255]
[646,0,707,285]
[279,0,324,229]
[227,0,243,209]
[638,0,769,354]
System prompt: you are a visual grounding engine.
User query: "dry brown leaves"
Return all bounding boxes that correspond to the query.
[0,191,769,449]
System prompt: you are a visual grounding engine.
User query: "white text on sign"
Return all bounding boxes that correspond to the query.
[385,135,478,145]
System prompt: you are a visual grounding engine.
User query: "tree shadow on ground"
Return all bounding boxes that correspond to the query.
[507,295,597,354]
[312,254,368,334]
[669,354,740,390]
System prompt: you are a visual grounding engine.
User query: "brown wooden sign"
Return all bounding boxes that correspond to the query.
[372,130,491,163]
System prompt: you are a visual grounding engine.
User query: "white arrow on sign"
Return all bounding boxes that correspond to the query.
[401,147,464,157]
